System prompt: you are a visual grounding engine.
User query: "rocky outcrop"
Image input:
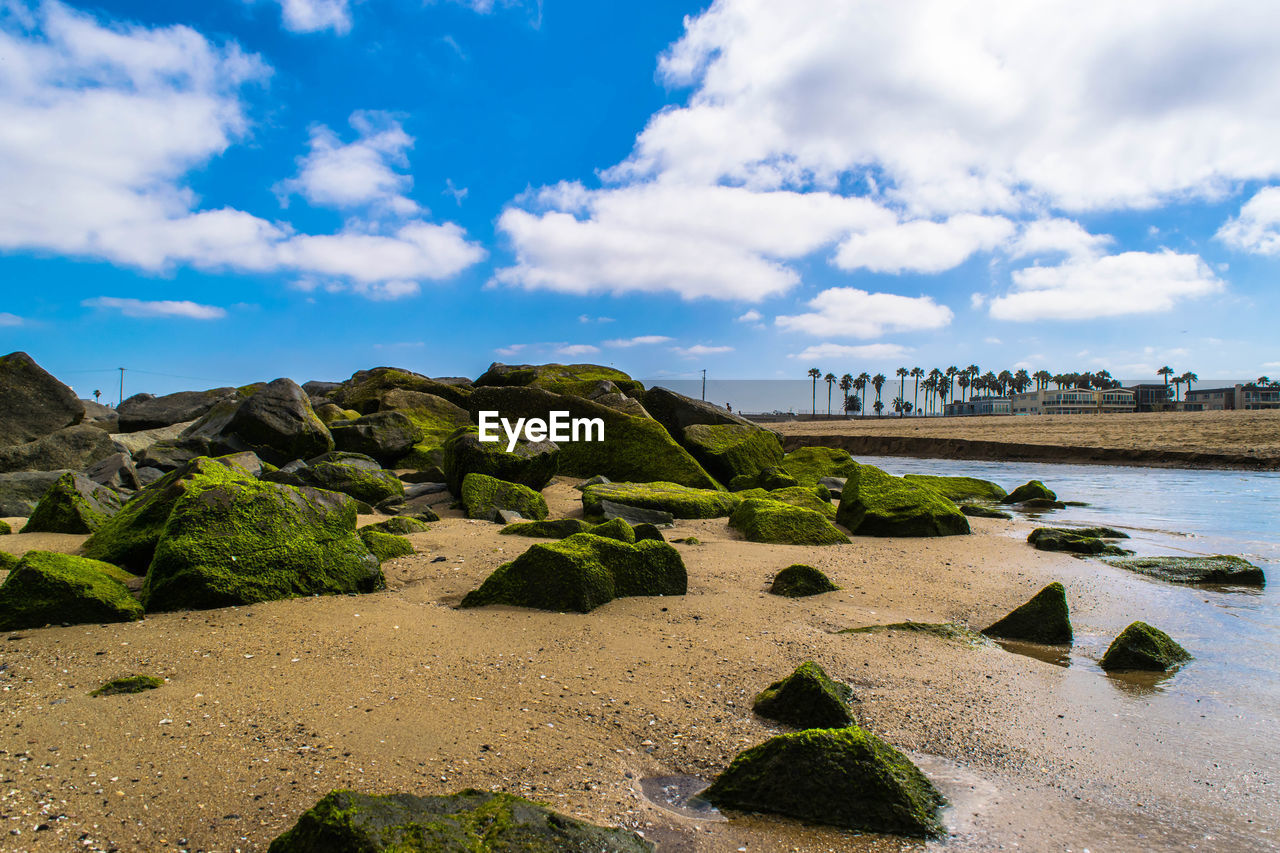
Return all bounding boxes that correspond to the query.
[729,498,849,545]
[180,379,333,465]
[753,661,854,728]
[116,388,238,432]
[332,367,472,411]
[836,464,970,537]
[981,582,1073,644]
[0,424,118,473]
[0,551,142,630]
[475,362,644,397]
[0,352,84,446]
[21,472,123,534]
[681,423,784,484]
[770,564,839,597]
[1100,621,1192,672]
[0,470,74,516]
[372,389,471,469]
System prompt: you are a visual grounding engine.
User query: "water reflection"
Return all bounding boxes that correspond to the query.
[640,775,724,820]
[992,638,1071,668]
[1103,668,1178,696]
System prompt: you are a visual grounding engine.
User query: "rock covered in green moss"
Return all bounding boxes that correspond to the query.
[0,550,17,570]
[738,485,835,519]
[374,389,472,470]
[778,447,859,487]
[267,788,653,853]
[586,517,636,543]
[960,504,1012,519]
[1002,480,1057,504]
[328,411,423,465]
[0,520,9,535]
[702,727,945,837]
[1103,555,1266,586]
[20,472,123,534]
[730,466,802,491]
[581,481,739,519]
[1100,621,1192,671]
[770,564,840,597]
[904,474,1007,502]
[461,532,686,613]
[0,551,142,630]
[475,362,644,398]
[91,674,163,697]
[681,423,784,484]
[142,480,383,612]
[500,518,591,539]
[360,517,431,536]
[981,582,1072,644]
[843,621,992,645]
[460,473,548,522]
[836,464,970,537]
[359,529,415,561]
[729,498,850,546]
[333,367,473,412]
[631,522,665,542]
[181,378,334,465]
[1027,528,1129,556]
[753,661,854,728]
[299,461,405,505]
[442,426,559,496]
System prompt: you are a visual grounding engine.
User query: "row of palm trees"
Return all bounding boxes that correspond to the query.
[806,364,1202,416]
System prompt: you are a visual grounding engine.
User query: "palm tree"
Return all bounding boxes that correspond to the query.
[1157,365,1175,409]
[965,364,980,401]
[1033,369,1052,390]
[873,399,885,417]
[872,373,887,416]
[957,371,970,404]
[944,366,959,405]
[807,367,821,415]
[824,372,836,416]
[895,367,909,417]
[1095,369,1115,390]
[854,372,870,416]
[838,373,853,416]
[926,369,943,414]
[1180,371,1197,396]
[1013,368,1031,394]
[910,367,924,415]
[1171,374,1184,402]
[921,375,936,415]
[844,395,862,415]
[892,396,906,415]
[1259,376,1273,386]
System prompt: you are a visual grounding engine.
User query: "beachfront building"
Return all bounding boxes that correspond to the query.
[945,395,1011,416]
[1011,387,1136,415]
[1184,383,1280,411]
[1126,383,1173,411]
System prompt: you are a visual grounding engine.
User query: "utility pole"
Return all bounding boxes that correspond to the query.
[701,369,706,401]
[118,367,125,407]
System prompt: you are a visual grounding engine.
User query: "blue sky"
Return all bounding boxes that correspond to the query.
[3,0,1280,401]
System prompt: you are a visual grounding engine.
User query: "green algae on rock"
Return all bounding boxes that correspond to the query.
[500,518,591,539]
[1103,555,1266,586]
[143,480,383,613]
[836,464,970,537]
[753,661,854,729]
[0,551,142,630]
[778,446,859,487]
[904,474,1007,502]
[475,361,644,397]
[460,532,686,613]
[1002,480,1057,504]
[21,471,123,534]
[333,367,473,412]
[1027,528,1129,556]
[91,674,163,697]
[268,788,654,853]
[288,460,405,506]
[842,621,992,646]
[359,529,415,562]
[737,485,836,519]
[0,550,16,571]
[374,389,473,471]
[581,481,739,519]
[729,466,801,492]
[981,582,1073,644]
[0,519,9,535]
[442,426,560,495]
[681,423,784,484]
[960,504,1012,519]
[1100,621,1192,672]
[729,498,850,546]
[460,473,549,522]
[702,727,945,838]
[360,516,431,536]
[770,564,839,598]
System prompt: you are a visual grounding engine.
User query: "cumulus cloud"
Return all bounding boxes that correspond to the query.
[1011,218,1114,260]
[775,288,954,338]
[834,215,1014,273]
[788,343,911,361]
[604,335,672,347]
[257,0,351,35]
[989,251,1223,321]
[1216,187,1280,255]
[82,297,227,320]
[736,309,762,323]
[277,112,419,215]
[495,344,527,357]
[0,313,23,326]
[673,344,734,357]
[556,344,600,357]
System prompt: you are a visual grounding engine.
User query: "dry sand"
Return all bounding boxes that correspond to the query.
[0,482,1275,852]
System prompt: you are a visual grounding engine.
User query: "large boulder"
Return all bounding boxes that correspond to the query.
[500,518,593,539]
[82,455,259,573]
[641,386,758,438]
[778,446,859,487]
[143,479,383,612]
[328,411,422,465]
[475,362,644,397]
[460,473,549,522]
[372,389,472,469]
[21,472,123,534]
[770,564,839,597]
[0,470,74,516]
[0,551,142,630]
[729,498,850,545]
[0,424,118,473]
[109,420,195,457]
[903,474,1007,502]
[267,789,653,853]
[681,423,784,484]
[461,532,686,613]
[581,481,740,519]
[1002,480,1057,504]
[1100,621,1192,672]
[358,529,414,562]
[333,367,472,412]
[83,452,141,492]
[1103,555,1266,586]
[0,352,83,446]
[1027,527,1129,556]
[981,582,1073,644]
[442,426,559,495]
[116,388,238,432]
[80,399,119,432]
[753,661,855,728]
[738,485,836,518]
[836,464,970,537]
[267,459,405,506]
[466,386,719,489]
[702,727,945,837]
[180,379,333,465]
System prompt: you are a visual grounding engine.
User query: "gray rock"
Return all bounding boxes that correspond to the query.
[181,378,333,465]
[135,466,165,487]
[497,509,526,524]
[134,439,201,472]
[0,424,117,473]
[306,451,383,471]
[0,351,84,446]
[301,380,342,397]
[329,411,422,464]
[599,499,674,528]
[80,400,119,432]
[22,472,124,533]
[818,476,846,498]
[0,470,74,516]
[116,388,237,432]
[404,482,448,499]
[83,452,140,491]
[642,385,768,441]
[109,420,196,456]
[576,475,612,491]
[277,459,307,475]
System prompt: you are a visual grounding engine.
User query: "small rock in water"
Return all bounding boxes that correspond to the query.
[1100,621,1192,672]
[981,581,1073,644]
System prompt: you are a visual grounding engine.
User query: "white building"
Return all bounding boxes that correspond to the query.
[1011,387,1136,415]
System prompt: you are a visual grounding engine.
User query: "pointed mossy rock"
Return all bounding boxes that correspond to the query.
[1002,480,1057,504]
[681,423,784,485]
[981,582,1072,644]
[581,481,739,519]
[1027,528,1129,556]
[1100,621,1192,672]
[778,447,859,487]
[836,464,970,537]
[442,426,560,496]
[738,485,835,519]
[475,361,645,398]
[0,520,9,535]
[360,517,431,536]
[702,727,945,838]
[585,517,635,543]
[500,518,591,539]
[0,551,142,630]
[729,498,850,546]
[460,532,686,613]
[632,522,665,542]
[21,472,123,534]
[770,564,840,598]
[267,788,654,853]
[903,474,1007,503]
[1103,555,1265,586]
[359,529,415,562]
[91,674,163,697]
[960,504,1012,519]
[0,550,15,570]
[82,455,259,573]
[142,479,383,613]
[460,473,548,522]
[754,661,854,728]
[466,386,719,489]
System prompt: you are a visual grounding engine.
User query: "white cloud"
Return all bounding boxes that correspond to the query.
[736,309,762,323]
[604,335,672,347]
[278,112,419,215]
[990,251,1223,321]
[1262,361,1280,368]
[82,297,227,320]
[0,313,23,326]
[495,344,527,357]
[577,315,615,323]
[834,215,1014,273]
[1216,186,1280,255]
[788,343,911,361]
[775,288,954,338]
[673,344,734,358]
[556,344,600,357]
[1011,219,1113,260]
[984,337,1002,344]
[276,222,484,283]
[267,0,351,35]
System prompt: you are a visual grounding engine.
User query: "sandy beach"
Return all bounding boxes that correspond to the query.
[1,478,1274,852]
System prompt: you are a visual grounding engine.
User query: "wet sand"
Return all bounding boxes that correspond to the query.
[0,483,1275,852]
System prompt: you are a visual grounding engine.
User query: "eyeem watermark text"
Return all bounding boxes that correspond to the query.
[477,410,604,451]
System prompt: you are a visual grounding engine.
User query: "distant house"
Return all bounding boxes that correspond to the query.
[945,395,1011,416]
[1125,384,1173,412]
[1011,387,1135,415]
[1184,383,1280,411]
